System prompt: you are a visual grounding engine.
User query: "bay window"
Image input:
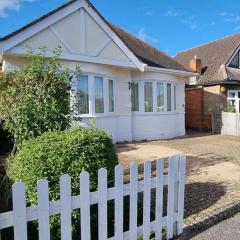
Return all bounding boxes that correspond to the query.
[77,75,89,114]
[144,82,153,112]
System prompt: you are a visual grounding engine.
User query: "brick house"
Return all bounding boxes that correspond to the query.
[175,33,240,130]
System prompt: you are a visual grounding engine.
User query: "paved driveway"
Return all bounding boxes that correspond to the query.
[116,133,240,236]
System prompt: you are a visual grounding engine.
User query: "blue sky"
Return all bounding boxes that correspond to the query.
[1,0,240,56]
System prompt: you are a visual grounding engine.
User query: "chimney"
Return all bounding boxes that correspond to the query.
[189,56,201,73]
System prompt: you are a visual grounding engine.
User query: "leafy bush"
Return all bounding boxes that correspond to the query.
[8,127,118,239]
[0,47,79,149]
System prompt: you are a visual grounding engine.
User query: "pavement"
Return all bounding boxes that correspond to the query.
[190,213,240,240]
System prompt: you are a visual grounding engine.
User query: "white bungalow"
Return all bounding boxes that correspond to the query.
[0,0,197,142]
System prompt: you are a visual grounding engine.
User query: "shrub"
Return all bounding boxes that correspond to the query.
[8,127,118,239]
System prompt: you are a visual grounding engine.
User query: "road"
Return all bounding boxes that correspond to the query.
[191,214,240,240]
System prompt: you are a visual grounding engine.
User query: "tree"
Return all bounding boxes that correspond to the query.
[0,46,79,152]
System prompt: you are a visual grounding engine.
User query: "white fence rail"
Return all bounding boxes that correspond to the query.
[221,112,240,136]
[0,155,186,240]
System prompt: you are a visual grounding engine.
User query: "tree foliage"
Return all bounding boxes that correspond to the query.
[0,47,78,149]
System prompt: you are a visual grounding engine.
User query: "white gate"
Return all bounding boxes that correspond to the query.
[0,155,186,240]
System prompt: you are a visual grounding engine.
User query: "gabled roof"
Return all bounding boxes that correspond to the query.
[109,24,189,71]
[175,33,240,85]
[0,0,191,73]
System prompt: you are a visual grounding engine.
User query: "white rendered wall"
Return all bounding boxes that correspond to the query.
[3,56,186,142]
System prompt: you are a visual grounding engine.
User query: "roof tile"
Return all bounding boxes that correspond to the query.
[175,33,240,84]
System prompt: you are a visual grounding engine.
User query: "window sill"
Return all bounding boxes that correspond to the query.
[77,113,117,118]
[131,111,180,116]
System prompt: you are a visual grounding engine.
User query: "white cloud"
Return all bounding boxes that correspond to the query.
[137,28,159,43]
[234,25,240,31]
[164,9,179,17]
[145,11,153,16]
[0,0,36,17]
[218,12,240,22]
[180,16,198,30]
[164,9,200,30]
[225,16,240,22]
[218,12,234,17]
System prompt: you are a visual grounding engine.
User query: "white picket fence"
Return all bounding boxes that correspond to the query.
[0,155,186,240]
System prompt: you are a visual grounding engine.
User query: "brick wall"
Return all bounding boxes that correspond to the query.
[185,87,212,130]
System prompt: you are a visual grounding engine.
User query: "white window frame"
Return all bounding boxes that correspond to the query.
[228,50,240,69]
[131,79,177,115]
[227,90,240,113]
[74,73,116,117]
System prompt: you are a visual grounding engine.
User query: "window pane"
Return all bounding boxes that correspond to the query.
[157,83,164,112]
[144,82,153,112]
[229,52,239,68]
[131,83,139,111]
[228,100,236,112]
[95,76,104,113]
[167,83,172,112]
[109,80,114,112]
[174,85,176,111]
[77,75,89,114]
[229,92,235,98]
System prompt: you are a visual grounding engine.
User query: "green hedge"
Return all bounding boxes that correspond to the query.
[8,127,118,239]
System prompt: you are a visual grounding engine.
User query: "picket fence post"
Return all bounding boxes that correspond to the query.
[60,174,72,240]
[143,161,151,240]
[177,155,186,235]
[167,156,178,239]
[129,163,138,240]
[12,182,27,240]
[37,179,50,240]
[80,172,91,240]
[155,159,164,240]
[114,165,124,240]
[98,168,108,240]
